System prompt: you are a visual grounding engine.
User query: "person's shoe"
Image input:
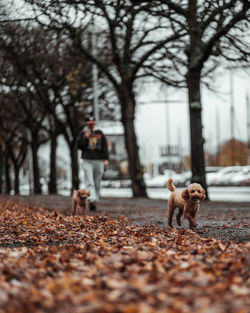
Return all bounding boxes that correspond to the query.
[89,201,97,211]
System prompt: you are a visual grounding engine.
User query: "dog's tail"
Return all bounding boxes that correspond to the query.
[166,178,175,192]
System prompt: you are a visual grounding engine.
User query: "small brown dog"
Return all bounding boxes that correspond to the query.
[166,178,205,229]
[72,189,90,215]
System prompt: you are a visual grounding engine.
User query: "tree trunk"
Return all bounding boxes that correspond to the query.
[31,137,42,194]
[0,145,3,194]
[70,142,79,193]
[120,89,147,198]
[4,153,11,194]
[13,162,20,194]
[48,135,57,194]
[186,69,208,198]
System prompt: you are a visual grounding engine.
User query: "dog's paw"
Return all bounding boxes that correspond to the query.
[190,222,197,229]
[177,220,182,226]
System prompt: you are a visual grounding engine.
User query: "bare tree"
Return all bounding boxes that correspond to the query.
[0,19,111,193]
[0,137,4,194]
[0,108,27,194]
[0,22,51,193]
[131,0,250,197]
[23,0,185,197]
[0,89,49,194]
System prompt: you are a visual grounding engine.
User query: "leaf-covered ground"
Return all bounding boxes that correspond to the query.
[0,198,249,313]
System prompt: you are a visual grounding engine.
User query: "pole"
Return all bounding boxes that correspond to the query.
[216,105,220,166]
[91,20,99,124]
[246,92,250,164]
[246,92,250,148]
[229,69,235,165]
[0,141,3,194]
[177,126,183,172]
[164,90,171,170]
[27,128,33,194]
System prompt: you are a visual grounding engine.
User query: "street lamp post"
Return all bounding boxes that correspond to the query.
[229,68,235,165]
[246,93,250,148]
[164,90,172,170]
[27,128,34,194]
[246,93,250,164]
[91,20,99,124]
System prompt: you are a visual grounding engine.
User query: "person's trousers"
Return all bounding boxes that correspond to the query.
[82,159,104,202]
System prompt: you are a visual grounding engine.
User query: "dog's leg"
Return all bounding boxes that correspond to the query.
[76,203,80,215]
[184,206,197,229]
[72,199,77,215]
[176,208,183,226]
[78,204,81,215]
[190,206,199,228]
[187,216,197,229]
[168,198,175,228]
[83,198,88,215]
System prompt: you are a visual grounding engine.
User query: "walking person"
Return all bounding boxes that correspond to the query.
[77,116,109,211]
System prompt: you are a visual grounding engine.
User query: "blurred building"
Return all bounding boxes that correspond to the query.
[159,144,184,173]
[205,139,248,167]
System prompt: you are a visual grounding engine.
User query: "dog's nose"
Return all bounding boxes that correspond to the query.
[193,195,200,199]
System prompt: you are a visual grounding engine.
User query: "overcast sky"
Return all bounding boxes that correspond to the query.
[12,0,249,164]
[135,69,250,163]
[40,68,249,167]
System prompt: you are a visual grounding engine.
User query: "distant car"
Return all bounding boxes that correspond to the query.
[19,183,30,195]
[145,170,185,188]
[206,172,219,186]
[181,170,192,186]
[57,179,71,190]
[101,180,113,188]
[121,179,132,188]
[101,179,131,188]
[146,175,169,188]
[210,166,242,186]
[229,166,250,186]
[164,170,187,186]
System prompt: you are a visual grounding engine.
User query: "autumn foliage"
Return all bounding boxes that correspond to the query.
[0,200,249,313]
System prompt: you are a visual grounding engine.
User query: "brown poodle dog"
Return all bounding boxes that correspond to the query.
[72,189,90,216]
[166,178,205,229]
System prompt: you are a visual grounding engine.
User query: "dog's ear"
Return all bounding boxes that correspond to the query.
[83,190,90,197]
[181,188,189,200]
[201,188,206,200]
[77,191,81,198]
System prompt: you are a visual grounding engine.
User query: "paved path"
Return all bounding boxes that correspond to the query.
[0,195,249,243]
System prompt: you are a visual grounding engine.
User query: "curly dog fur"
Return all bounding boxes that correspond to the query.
[167,178,205,229]
[72,189,90,216]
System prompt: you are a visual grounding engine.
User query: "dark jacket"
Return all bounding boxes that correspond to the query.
[77,129,109,160]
